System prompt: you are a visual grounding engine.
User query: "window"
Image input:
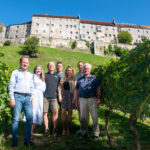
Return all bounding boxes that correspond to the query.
[138,30,140,32]
[76,32,78,34]
[70,31,73,34]
[109,34,111,37]
[60,31,61,34]
[105,34,107,37]
[46,24,49,26]
[88,36,90,39]
[70,25,72,28]
[128,29,130,31]
[16,30,18,33]
[146,31,149,33]
[35,30,38,33]
[75,36,78,39]
[91,26,93,29]
[83,25,85,28]
[106,28,108,31]
[51,30,53,33]
[96,37,99,40]
[138,35,140,38]
[87,32,89,34]
[94,32,96,35]
[74,25,76,28]
[66,25,68,28]
[59,24,62,27]
[43,30,46,33]
[36,23,39,26]
[16,35,18,38]
[51,24,54,27]
[113,35,116,38]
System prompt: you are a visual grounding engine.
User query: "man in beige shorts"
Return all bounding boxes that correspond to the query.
[43,62,60,136]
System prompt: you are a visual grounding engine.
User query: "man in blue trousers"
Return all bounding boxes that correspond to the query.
[9,56,34,147]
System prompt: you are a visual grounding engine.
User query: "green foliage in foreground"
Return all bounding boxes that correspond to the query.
[0,61,13,121]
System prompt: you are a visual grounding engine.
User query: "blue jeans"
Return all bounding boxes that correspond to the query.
[12,93,33,143]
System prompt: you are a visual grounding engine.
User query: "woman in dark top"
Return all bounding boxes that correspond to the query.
[58,66,77,136]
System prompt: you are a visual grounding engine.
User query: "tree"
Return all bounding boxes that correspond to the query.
[92,40,150,150]
[21,36,39,57]
[118,31,132,44]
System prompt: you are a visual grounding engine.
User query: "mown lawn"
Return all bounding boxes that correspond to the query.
[0,46,111,72]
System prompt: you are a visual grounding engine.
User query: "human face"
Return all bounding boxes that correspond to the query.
[35,66,42,76]
[66,68,72,77]
[78,62,83,72]
[57,63,63,73]
[83,65,91,77]
[20,58,29,71]
[48,63,55,72]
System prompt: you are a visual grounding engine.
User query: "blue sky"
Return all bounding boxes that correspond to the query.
[1,0,150,26]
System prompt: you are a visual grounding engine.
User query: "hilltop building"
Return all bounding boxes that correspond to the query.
[0,14,150,55]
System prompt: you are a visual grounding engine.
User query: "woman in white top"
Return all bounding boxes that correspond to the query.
[31,65,46,136]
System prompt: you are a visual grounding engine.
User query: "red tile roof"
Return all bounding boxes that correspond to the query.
[33,14,79,19]
[0,24,6,27]
[80,19,115,26]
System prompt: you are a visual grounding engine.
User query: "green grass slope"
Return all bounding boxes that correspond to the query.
[0,46,111,72]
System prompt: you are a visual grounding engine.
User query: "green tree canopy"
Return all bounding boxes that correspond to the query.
[118,31,132,44]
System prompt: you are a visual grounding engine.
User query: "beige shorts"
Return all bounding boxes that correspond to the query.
[43,97,58,112]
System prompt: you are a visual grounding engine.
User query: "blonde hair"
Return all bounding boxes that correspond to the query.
[34,65,45,81]
[65,65,75,78]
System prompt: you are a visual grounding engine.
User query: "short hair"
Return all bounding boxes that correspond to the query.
[19,56,29,63]
[65,65,75,78]
[56,61,63,66]
[83,63,92,70]
[47,61,55,68]
[77,61,84,66]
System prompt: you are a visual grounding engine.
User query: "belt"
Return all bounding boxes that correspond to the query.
[81,96,95,98]
[14,92,31,97]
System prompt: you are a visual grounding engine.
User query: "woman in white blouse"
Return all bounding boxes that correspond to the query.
[31,65,46,137]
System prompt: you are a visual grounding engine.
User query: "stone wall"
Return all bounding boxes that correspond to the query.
[94,41,136,56]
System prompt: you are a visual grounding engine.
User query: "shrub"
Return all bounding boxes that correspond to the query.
[85,41,90,48]
[104,44,114,55]
[21,36,39,57]
[4,40,11,46]
[68,40,72,47]
[71,41,77,49]
[114,45,129,56]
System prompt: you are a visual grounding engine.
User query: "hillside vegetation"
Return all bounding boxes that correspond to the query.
[0,46,111,72]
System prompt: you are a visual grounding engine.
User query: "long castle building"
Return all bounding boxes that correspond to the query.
[0,14,150,51]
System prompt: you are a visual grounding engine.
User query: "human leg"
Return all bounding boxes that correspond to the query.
[78,97,89,135]
[88,98,100,137]
[66,109,72,135]
[12,94,24,144]
[61,109,66,135]
[23,95,33,143]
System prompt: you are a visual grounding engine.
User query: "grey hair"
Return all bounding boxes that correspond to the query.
[83,63,92,70]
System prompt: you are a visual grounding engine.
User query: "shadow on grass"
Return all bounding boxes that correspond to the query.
[0,107,150,150]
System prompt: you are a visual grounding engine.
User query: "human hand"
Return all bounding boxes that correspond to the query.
[10,99,15,108]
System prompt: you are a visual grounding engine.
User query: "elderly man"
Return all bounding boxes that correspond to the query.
[43,62,60,136]
[74,63,101,141]
[9,56,34,147]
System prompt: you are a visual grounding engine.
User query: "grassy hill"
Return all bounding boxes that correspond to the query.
[0,46,111,72]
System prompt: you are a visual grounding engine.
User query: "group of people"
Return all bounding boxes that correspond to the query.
[9,55,101,147]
